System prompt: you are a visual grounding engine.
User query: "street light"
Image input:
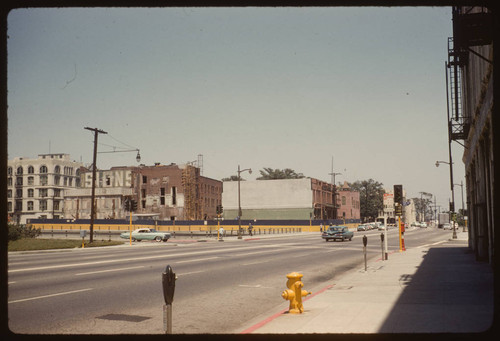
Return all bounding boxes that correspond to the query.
[237,165,252,239]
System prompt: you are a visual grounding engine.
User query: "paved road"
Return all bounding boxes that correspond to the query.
[8,227,453,334]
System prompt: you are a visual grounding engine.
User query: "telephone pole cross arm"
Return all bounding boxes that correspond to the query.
[84,127,107,243]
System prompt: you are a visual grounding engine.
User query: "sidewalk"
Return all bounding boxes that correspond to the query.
[242,231,495,334]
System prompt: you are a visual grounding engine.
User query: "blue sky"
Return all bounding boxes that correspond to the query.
[7,7,465,211]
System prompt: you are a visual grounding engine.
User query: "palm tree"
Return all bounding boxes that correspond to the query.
[256,168,305,180]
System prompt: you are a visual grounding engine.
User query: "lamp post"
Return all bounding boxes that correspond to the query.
[436,160,456,238]
[237,165,252,239]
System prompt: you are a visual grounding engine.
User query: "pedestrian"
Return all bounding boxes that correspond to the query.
[248,223,253,236]
[218,226,224,240]
[320,223,323,233]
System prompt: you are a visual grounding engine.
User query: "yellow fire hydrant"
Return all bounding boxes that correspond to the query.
[281,272,311,314]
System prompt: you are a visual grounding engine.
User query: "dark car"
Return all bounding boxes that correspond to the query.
[321,226,354,242]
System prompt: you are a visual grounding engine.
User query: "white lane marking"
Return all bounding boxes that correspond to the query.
[176,257,219,264]
[75,266,145,276]
[242,260,270,266]
[8,288,93,304]
[177,270,206,276]
[8,245,266,273]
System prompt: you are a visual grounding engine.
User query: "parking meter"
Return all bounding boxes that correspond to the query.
[162,265,176,305]
[380,233,384,242]
[362,235,367,247]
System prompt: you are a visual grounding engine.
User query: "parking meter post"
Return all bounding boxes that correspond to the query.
[162,265,176,334]
[380,233,384,261]
[362,235,368,271]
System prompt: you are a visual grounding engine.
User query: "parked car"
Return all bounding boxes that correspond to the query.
[357,224,369,231]
[120,228,171,242]
[442,223,452,230]
[420,222,427,228]
[322,226,354,242]
[377,224,386,231]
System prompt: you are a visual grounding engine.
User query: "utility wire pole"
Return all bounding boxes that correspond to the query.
[84,127,107,243]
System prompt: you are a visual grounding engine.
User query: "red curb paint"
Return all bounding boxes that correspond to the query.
[240,283,335,334]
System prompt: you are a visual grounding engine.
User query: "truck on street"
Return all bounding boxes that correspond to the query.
[438,213,450,228]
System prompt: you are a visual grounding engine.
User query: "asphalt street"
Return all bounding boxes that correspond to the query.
[7,227,453,334]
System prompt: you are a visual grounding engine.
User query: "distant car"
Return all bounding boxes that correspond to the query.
[120,228,171,242]
[442,223,452,230]
[322,226,353,242]
[378,224,386,231]
[420,222,427,228]
[357,224,369,231]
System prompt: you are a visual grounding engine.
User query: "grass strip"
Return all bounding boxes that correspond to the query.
[8,238,124,251]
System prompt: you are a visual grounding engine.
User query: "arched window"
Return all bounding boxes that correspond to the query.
[28,166,34,174]
[54,165,61,174]
[17,166,23,175]
[8,167,12,176]
[40,165,48,174]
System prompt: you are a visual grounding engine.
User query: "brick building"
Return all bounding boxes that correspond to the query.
[63,163,222,221]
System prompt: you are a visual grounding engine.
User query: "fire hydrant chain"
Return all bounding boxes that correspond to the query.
[281,272,311,314]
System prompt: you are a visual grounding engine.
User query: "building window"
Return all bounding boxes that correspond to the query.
[28,176,34,185]
[40,165,48,174]
[8,167,12,176]
[27,201,34,211]
[39,189,48,197]
[142,175,147,184]
[16,177,23,186]
[160,188,165,205]
[54,165,60,174]
[28,189,34,198]
[53,201,60,211]
[7,190,12,198]
[40,200,47,211]
[8,177,12,187]
[16,189,22,198]
[141,200,146,209]
[54,189,61,197]
[8,202,12,212]
[28,166,34,174]
[40,175,48,186]
[17,166,23,175]
[54,176,60,186]
[172,186,177,206]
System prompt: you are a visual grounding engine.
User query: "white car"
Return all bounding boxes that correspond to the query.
[442,223,452,230]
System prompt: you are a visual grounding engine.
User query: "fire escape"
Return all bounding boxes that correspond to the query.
[446,6,493,147]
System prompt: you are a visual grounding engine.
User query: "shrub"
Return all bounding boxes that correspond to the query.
[8,223,41,241]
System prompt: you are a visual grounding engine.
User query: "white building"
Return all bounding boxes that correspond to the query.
[7,154,83,224]
[63,167,134,220]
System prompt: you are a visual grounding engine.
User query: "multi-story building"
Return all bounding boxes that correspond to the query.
[337,182,361,221]
[63,163,222,221]
[7,154,83,224]
[448,6,495,262]
[221,178,359,221]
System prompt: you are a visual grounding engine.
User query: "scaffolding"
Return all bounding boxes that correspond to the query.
[181,164,200,220]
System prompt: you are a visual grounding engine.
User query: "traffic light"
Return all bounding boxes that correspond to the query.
[124,199,131,212]
[216,205,223,215]
[394,185,403,205]
[394,185,403,217]
[131,200,138,212]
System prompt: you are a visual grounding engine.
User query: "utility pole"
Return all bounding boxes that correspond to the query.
[84,127,107,243]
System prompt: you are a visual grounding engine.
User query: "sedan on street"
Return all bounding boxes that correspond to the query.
[120,228,171,242]
[322,226,354,242]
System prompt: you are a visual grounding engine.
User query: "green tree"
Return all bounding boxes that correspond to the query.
[221,175,242,181]
[349,179,384,221]
[256,168,305,180]
[412,196,433,221]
